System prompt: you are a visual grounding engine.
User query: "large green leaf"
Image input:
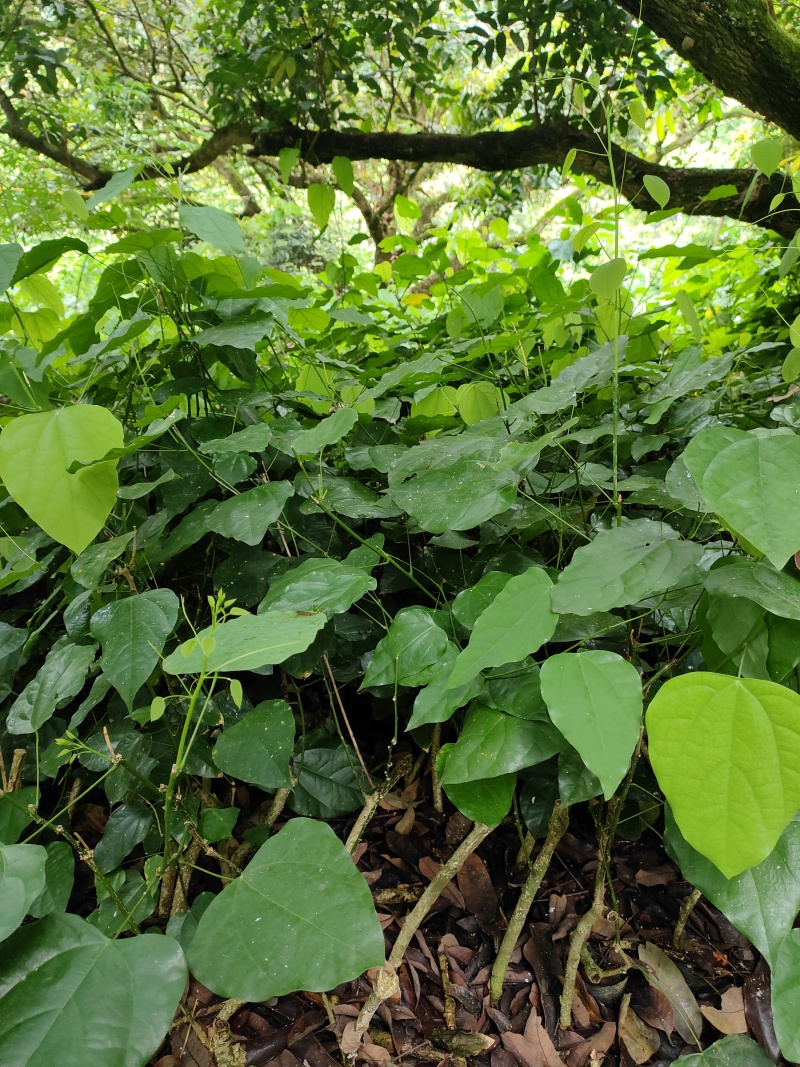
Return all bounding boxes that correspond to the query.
[647,673,800,877]
[704,560,800,621]
[698,434,800,569]
[0,844,47,942]
[179,204,245,255]
[664,807,800,968]
[206,483,294,546]
[362,608,449,688]
[540,651,641,799]
[198,424,273,455]
[163,610,326,674]
[0,913,186,1067]
[213,700,294,790]
[551,522,702,616]
[773,930,800,1061]
[678,1036,773,1067]
[186,819,384,1000]
[440,766,516,827]
[90,590,179,709]
[440,705,562,784]
[289,739,364,818]
[0,407,124,554]
[447,568,556,689]
[7,642,96,734]
[389,459,518,533]
[28,842,74,919]
[258,557,376,616]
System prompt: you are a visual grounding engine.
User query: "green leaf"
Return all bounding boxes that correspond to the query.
[558,747,602,805]
[389,459,517,533]
[194,314,272,349]
[71,533,136,590]
[28,842,74,918]
[0,913,186,1067]
[451,571,513,630]
[279,147,300,182]
[331,156,354,195]
[447,568,556,689]
[773,930,800,1060]
[455,381,502,425]
[0,243,23,292]
[588,257,627,301]
[179,204,245,255]
[90,590,179,709]
[394,194,422,219]
[307,184,336,229]
[186,820,384,999]
[783,348,800,382]
[540,651,641,799]
[258,558,376,616]
[0,788,38,845]
[213,700,294,790]
[664,807,800,968]
[647,673,800,877]
[62,189,88,220]
[751,138,784,177]
[698,434,800,569]
[704,561,800,622]
[678,1036,774,1067]
[291,408,358,456]
[629,98,647,131]
[290,739,363,818]
[551,522,702,616]
[93,803,153,875]
[0,844,47,941]
[86,167,137,209]
[440,705,562,784]
[199,424,273,455]
[643,174,670,208]
[287,306,330,333]
[0,407,124,554]
[11,238,88,284]
[199,807,239,843]
[163,610,327,674]
[362,608,449,688]
[207,483,294,546]
[440,768,516,827]
[7,642,96,734]
[676,289,702,340]
[408,647,484,730]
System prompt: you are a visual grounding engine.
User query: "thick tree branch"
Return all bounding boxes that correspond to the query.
[615,0,800,141]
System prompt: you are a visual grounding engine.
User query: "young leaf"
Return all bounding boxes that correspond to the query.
[540,651,641,799]
[331,155,354,195]
[186,819,384,1000]
[588,257,627,301]
[90,590,180,709]
[163,610,326,674]
[750,138,784,177]
[0,407,124,554]
[179,204,245,256]
[307,183,336,229]
[213,700,294,790]
[647,673,800,877]
[0,913,186,1067]
[447,568,556,689]
[643,174,670,208]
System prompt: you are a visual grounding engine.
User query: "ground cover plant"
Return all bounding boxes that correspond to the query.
[5,2,800,1065]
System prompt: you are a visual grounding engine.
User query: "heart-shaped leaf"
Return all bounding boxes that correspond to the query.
[541,651,642,799]
[186,819,384,1000]
[213,700,294,790]
[440,705,562,784]
[163,610,326,674]
[0,913,186,1067]
[647,673,800,876]
[0,407,124,554]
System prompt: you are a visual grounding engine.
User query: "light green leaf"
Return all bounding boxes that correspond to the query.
[664,807,800,968]
[447,568,556,689]
[0,407,124,554]
[390,459,517,533]
[186,820,384,1000]
[540,651,642,799]
[199,424,273,455]
[86,168,137,209]
[362,608,449,688]
[307,183,336,229]
[451,572,513,630]
[90,590,179,709]
[441,768,516,827]
[773,929,800,1060]
[331,156,354,195]
[394,194,422,219]
[258,557,375,616]
[588,257,627,301]
[0,243,23,292]
[551,522,702,616]
[455,381,502,425]
[163,610,327,674]
[179,204,245,255]
[0,844,47,941]
[698,434,800,569]
[287,306,330,333]
[782,348,800,383]
[0,913,186,1067]
[291,408,358,456]
[751,138,784,177]
[62,190,88,220]
[213,700,294,790]
[679,1036,773,1067]
[207,483,294,546]
[647,673,800,877]
[199,807,239,843]
[676,289,702,340]
[279,147,300,182]
[7,642,96,734]
[440,705,562,784]
[629,97,647,131]
[643,174,670,208]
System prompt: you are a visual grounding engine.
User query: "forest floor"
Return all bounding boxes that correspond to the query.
[145,784,783,1067]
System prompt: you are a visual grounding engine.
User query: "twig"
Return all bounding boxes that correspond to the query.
[673,887,702,947]
[7,748,26,792]
[429,724,443,813]
[490,801,568,1005]
[345,754,410,854]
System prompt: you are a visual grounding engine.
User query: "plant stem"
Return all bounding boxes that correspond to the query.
[490,801,568,1005]
[673,887,702,947]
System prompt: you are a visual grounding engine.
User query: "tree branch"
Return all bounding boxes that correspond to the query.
[615,0,800,141]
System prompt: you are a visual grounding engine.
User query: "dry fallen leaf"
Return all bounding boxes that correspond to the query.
[619,993,661,1064]
[700,986,748,1035]
[501,1010,562,1067]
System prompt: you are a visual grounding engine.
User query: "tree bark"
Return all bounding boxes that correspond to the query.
[615,0,800,141]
